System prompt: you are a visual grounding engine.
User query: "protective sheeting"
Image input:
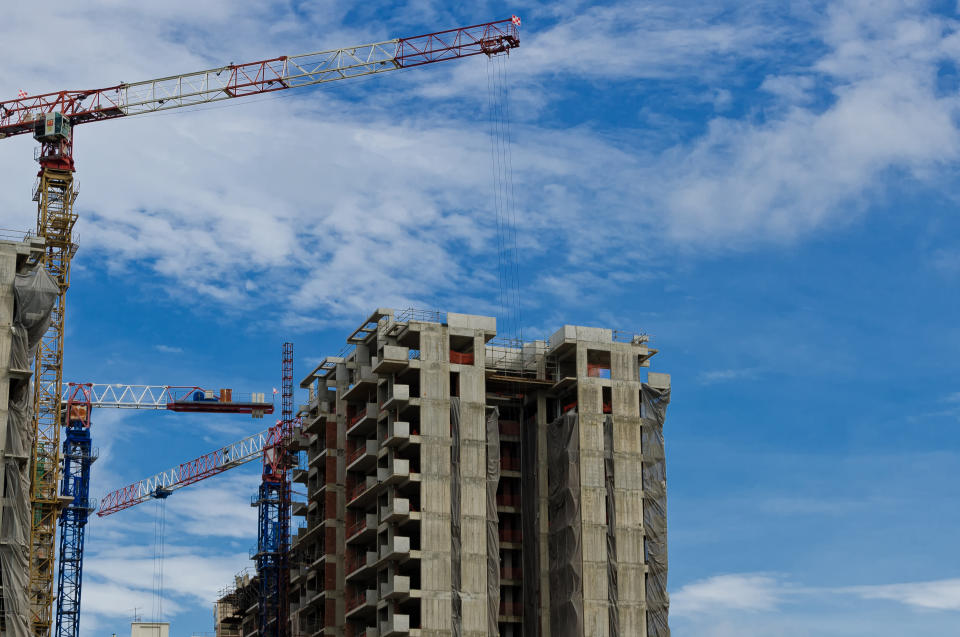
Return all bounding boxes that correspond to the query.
[8,325,29,372]
[1,462,31,637]
[547,410,583,637]
[449,397,463,637]
[520,408,540,637]
[1,264,52,637]
[641,384,671,637]
[484,407,500,636]
[13,264,57,351]
[603,415,619,637]
[1,462,30,545]
[6,380,31,459]
[0,542,30,637]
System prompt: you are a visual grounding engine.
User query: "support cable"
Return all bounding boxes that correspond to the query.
[487,53,522,340]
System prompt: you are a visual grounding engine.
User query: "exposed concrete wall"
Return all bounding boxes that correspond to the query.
[576,345,611,637]
[419,323,453,636]
[277,311,668,637]
[611,346,646,636]
[458,333,488,637]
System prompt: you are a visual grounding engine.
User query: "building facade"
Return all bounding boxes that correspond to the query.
[286,308,671,637]
[0,236,53,637]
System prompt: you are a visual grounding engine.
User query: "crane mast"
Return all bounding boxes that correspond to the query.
[0,17,519,637]
[28,118,78,637]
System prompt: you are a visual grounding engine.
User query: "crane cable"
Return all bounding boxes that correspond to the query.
[487,52,523,342]
[151,498,167,621]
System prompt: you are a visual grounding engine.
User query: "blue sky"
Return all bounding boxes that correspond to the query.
[3,0,960,635]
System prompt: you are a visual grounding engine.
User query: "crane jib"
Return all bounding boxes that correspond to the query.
[0,17,519,139]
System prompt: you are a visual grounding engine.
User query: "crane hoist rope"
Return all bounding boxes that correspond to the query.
[487,52,523,341]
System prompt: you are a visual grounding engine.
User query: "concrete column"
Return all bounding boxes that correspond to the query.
[459,332,488,636]
[611,347,645,636]
[419,323,453,636]
[577,344,610,637]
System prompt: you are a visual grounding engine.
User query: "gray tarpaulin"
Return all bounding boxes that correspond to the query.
[1,462,31,637]
[450,397,463,637]
[13,265,57,350]
[6,382,31,459]
[1,264,54,637]
[520,408,540,636]
[547,410,583,637]
[8,326,28,372]
[0,542,30,637]
[641,384,671,637]
[485,407,500,636]
[2,463,29,546]
[603,415,619,637]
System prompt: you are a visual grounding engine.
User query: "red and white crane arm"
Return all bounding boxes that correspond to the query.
[0,18,520,139]
[96,428,270,517]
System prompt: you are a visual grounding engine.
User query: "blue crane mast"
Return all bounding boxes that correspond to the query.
[54,386,96,637]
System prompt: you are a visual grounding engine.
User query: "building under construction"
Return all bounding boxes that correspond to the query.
[216,308,671,637]
[0,236,59,637]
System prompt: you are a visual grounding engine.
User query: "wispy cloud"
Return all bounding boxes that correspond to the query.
[154,344,183,354]
[672,573,787,614]
[698,367,761,385]
[673,572,960,617]
[844,579,960,611]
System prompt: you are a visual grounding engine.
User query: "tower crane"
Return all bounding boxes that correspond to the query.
[54,383,273,637]
[0,17,520,637]
[254,343,296,637]
[96,346,301,637]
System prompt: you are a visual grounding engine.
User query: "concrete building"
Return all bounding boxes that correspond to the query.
[215,569,259,637]
[0,236,54,637]
[130,622,170,637]
[286,308,671,637]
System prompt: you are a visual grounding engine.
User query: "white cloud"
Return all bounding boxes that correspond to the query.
[845,579,960,610]
[8,0,956,327]
[656,2,960,246]
[672,573,787,614]
[154,344,183,354]
[698,367,760,384]
[673,572,960,620]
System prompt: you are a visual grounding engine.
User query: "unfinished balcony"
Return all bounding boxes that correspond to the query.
[376,535,411,566]
[288,429,311,452]
[346,439,378,472]
[344,587,378,620]
[346,512,378,545]
[347,475,379,508]
[304,401,335,435]
[379,614,410,637]
[381,384,409,411]
[347,402,379,437]
[377,458,411,487]
[342,366,377,402]
[379,574,415,602]
[379,497,413,524]
[373,345,411,374]
[292,500,308,517]
[383,421,420,449]
[345,550,378,582]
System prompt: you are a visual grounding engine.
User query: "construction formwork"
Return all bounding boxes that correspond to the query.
[279,308,670,637]
[0,236,54,637]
